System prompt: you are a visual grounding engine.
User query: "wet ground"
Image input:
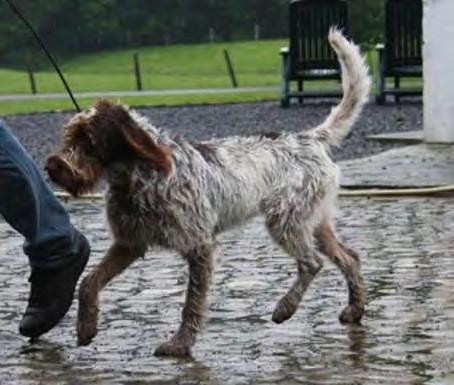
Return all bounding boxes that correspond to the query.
[0,197,453,385]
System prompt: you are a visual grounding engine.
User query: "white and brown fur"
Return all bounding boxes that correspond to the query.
[46,29,371,358]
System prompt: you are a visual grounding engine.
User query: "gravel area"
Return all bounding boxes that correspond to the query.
[2,100,422,171]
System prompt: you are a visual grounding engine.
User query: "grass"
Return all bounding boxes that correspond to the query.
[0,39,422,115]
[0,40,287,95]
[0,90,281,115]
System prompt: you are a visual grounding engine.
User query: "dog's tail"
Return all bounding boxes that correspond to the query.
[312,28,371,147]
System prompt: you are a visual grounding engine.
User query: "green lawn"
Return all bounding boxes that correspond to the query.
[0,40,287,95]
[0,91,282,115]
[0,39,422,115]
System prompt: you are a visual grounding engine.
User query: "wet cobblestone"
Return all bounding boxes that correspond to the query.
[0,197,453,384]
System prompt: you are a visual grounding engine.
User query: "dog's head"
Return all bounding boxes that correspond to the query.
[46,100,173,197]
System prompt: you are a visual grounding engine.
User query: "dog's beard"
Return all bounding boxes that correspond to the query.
[46,154,103,197]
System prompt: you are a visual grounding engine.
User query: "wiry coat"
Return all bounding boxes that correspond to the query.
[46,29,371,358]
[106,125,337,254]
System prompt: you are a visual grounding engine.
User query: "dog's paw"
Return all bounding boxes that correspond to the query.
[77,320,98,346]
[339,305,364,325]
[77,284,100,346]
[272,298,297,324]
[77,305,98,346]
[154,341,192,359]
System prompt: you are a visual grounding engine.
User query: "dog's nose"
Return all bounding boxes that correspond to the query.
[45,155,77,188]
[45,155,82,197]
[45,155,62,182]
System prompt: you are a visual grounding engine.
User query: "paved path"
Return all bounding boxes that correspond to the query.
[366,130,424,144]
[0,86,278,101]
[340,143,454,188]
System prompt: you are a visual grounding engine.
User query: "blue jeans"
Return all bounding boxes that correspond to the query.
[0,120,78,269]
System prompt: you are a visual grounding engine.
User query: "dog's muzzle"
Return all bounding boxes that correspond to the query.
[45,155,82,196]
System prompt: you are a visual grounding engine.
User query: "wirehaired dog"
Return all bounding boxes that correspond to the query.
[46,29,370,358]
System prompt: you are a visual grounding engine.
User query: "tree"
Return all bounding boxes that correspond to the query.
[349,0,385,45]
[0,0,384,67]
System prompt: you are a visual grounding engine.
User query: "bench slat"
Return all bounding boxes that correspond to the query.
[376,0,422,104]
[281,0,348,106]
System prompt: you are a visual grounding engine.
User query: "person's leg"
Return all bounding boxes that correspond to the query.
[0,120,78,268]
[0,120,90,338]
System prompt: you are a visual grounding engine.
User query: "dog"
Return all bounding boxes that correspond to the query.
[46,29,370,359]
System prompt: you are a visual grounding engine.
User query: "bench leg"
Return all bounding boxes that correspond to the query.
[298,80,304,104]
[375,47,386,105]
[280,53,290,108]
[394,76,400,103]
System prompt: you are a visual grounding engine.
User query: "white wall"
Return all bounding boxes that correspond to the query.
[424,0,454,143]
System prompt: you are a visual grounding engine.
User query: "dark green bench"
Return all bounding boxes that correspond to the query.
[375,0,423,104]
[280,0,348,107]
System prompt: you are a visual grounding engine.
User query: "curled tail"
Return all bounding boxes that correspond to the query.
[313,28,371,147]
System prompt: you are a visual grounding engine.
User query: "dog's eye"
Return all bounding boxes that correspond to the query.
[76,133,95,153]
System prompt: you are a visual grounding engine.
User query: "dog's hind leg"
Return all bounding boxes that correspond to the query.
[77,242,146,346]
[315,219,365,324]
[270,243,323,324]
[264,203,324,324]
[154,242,214,359]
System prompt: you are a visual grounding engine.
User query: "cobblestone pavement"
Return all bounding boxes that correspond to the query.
[0,197,453,385]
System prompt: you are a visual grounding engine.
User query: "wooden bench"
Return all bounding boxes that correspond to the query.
[280,0,348,107]
[375,0,423,104]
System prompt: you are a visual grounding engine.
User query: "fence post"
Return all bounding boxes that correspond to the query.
[27,66,37,94]
[133,52,143,91]
[223,49,238,88]
[254,23,260,40]
[209,27,215,43]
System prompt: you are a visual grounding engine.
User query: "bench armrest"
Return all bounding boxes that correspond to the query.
[280,47,289,56]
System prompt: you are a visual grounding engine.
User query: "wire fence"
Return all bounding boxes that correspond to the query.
[0,42,414,96]
[0,40,289,95]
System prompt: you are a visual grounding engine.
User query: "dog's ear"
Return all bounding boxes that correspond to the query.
[94,100,173,175]
[122,125,173,176]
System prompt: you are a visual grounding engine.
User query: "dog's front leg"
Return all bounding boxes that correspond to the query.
[77,242,145,346]
[154,243,214,359]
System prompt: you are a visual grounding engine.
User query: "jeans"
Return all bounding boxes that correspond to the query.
[0,120,78,269]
